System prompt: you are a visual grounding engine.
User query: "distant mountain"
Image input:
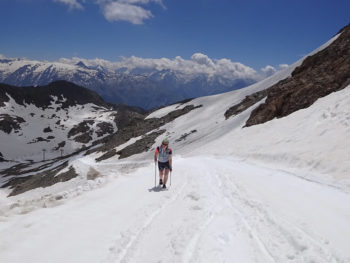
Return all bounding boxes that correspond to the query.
[0,81,144,162]
[0,55,260,110]
[1,24,350,199]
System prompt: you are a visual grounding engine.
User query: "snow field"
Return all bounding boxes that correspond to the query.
[1,155,349,263]
[0,94,117,161]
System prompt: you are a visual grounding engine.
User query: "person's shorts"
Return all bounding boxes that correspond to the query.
[158,161,170,171]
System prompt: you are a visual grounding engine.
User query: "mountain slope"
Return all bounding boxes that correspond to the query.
[0,24,350,263]
[0,56,259,110]
[1,156,349,263]
[0,81,119,162]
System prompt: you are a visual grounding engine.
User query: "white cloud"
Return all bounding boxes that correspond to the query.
[54,0,164,24]
[191,53,215,68]
[61,53,260,81]
[279,64,289,70]
[261,65,277,77]
[102,2,153,24]
[261,64,290,77]
[53,0,84,10]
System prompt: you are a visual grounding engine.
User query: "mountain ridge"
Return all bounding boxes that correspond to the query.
[1,24,349,198]
[0,55,260,109]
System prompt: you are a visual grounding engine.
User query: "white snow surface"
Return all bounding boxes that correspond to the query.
[1,34,350,262]
[0,95,117,161]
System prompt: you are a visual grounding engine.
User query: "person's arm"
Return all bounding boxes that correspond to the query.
[169,155,172,171]
[154,148,159,163]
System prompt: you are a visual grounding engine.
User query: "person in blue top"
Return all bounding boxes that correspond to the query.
[154,138,172,188]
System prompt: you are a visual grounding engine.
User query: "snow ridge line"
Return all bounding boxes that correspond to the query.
[104,179,189,263]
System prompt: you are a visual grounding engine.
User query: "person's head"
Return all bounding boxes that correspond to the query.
[162,138,169,148]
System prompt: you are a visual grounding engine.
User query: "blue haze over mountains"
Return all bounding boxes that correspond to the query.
[0,58,257,110]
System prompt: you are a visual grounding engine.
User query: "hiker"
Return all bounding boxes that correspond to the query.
[154,139,172,188]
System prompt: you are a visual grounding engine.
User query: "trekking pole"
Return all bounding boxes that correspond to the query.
[154,162,157,188]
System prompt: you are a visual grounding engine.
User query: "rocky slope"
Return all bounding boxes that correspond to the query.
[225,23,350,127]
[0,81,120,162]
[1,24,349,197]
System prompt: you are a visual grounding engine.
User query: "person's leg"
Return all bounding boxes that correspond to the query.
[159,169,164,184]
[163,169,169,186]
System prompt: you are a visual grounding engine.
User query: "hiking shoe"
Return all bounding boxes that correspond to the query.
[159,179,163,185]
[163,184,166,189]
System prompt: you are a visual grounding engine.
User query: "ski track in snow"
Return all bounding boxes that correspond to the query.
[100,157,349,263]
[103,176,189,263]
[1,156,350,263]
[218,168,341,263]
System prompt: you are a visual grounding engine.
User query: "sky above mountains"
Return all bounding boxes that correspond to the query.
[0,0,349,72]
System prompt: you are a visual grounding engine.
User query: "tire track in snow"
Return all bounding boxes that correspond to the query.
[113,159,226,263]
[181,165,227,263]
[218,166,342,263]
[103,175,189,263]
[213,170,277,263]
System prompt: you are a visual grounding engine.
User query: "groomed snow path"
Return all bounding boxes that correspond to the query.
[1,156,350,263]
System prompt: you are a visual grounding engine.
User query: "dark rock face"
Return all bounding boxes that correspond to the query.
[224,90,268,119]
[28,137,50,144]
[96,122,114,137]
[0,114,25,133]
[116,130,166,159]
[53,141,66,151]
[68,120,94,138]
[43,126,53,133]
[0,81,109,109]
[244,23,350,127]
[4,163,77,196]
[175,130,197,142]
[94,104,203,161]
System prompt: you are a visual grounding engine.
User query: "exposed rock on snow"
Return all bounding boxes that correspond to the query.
[0,114,25,133]
[175,129,197,142]
[0,81,109,109]
[116,130,166,159]
[93,104,202,161]
[245,23,350,126]
[5,164,77,197]
[224,90,268,120]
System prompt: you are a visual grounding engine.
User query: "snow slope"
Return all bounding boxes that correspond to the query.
[0,94,116,161]
[0,156,349,263]
[1,33,350,262]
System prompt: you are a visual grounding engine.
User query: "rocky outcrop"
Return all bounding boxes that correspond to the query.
[68,120,94,138]
[96,122,114,137]
[224,90,268,119]
[175,130,198,142]
[43,126,53,133]
[4,163,77,196]
[116,130,166,159]
[0,81,110,109]
[244,23,350,127]
[0,114,25,134]
[93,104,202,161]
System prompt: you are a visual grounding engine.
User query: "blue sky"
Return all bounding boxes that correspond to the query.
[0,0,349,70]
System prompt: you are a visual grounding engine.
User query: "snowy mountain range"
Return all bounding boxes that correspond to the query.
[0,53,261,110]
[0,81,120,162]
[0,24,350,263]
